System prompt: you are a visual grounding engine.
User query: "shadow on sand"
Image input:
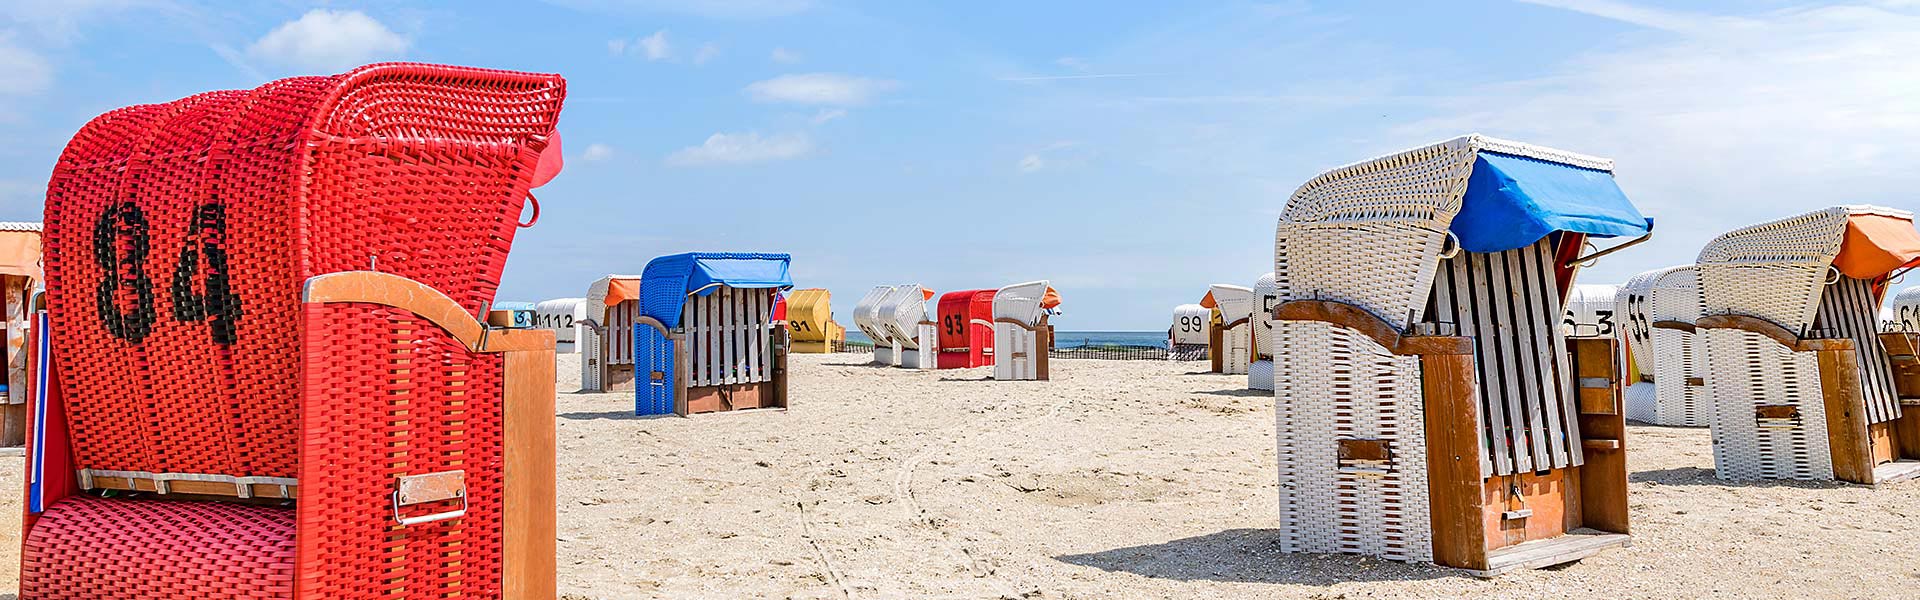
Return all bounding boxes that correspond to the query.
[1627,466,1849,489]
[557,410,677,421]
[1055,528,1459,585]
[1196,388,1271,398]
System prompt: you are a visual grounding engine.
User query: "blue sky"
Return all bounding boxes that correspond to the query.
[3,0,1917,329]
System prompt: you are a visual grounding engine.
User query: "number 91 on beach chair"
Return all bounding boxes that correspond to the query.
[1271,135,1651,576]
[1695,206,1920,484]
[21,63,565,599]
[633,252,794,416]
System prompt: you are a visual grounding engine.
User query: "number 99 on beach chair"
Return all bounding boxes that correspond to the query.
[20,63,565,599]
[1271,135,1650,575]
[1695,206,1920,483]
[633,252,794,416]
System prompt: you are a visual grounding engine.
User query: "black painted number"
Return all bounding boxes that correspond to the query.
[169,203,242,345]
[92,202,158,342]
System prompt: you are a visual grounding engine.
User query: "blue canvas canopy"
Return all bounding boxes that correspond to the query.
[1451,152,1652,254]
[640,252,794,328]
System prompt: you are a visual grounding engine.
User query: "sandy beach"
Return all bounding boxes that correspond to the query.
[0,352,1916,599]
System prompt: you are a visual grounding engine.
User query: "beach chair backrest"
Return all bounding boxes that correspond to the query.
[1697,207,1856,333]
[1562,284,1620,338]
[854,285,897,346]
[937,289,995,360]
[786,288,834,344]
[1617,265,1706,426]
[682,286,779,387]
[1254,272,1279,356]
[993,280,1053,326]
[1815,276,1901,423]
[879,285,931,350]
[534,297,586,351]
[1171,303,1211,345]
[1893,286,1920,331]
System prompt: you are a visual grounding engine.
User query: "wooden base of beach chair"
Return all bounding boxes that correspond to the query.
[1277,300,1629,575]
[684,382,788,415]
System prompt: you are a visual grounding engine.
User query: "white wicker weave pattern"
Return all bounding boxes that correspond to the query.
[1618,265,1707,426]
[1211,284,1256,375]
[1696,207,1858,332]
[1254,272,1279,356]
[992,280,1052,380]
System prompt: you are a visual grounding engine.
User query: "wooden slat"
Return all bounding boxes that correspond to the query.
[1514,244,1567,468]
[747,290,764,382]
[1817,278,1900,424]
[723,288,738,385]
[1457,252,1519,476]
[1428,259,1493,478]
[504,349,557,600]
[1538,242,1583,469]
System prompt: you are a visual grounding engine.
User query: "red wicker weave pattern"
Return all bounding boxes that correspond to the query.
[40,63,563,479]
[21,496,297,599]
[295,302,505,598]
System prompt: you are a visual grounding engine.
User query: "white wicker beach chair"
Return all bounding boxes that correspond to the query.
[1206,284,1256,375]
[854,285,900,364]
[582,275,643,392]
[534,297,588,354]
[1695,205,1920,483]
[1616,266,1706,427]
[1251,272,1280,390]
[1563,284,1621,339]
[992,280,1057,380]
[1893,286,1920,332]
[1270,135,1647,575]
[877,284,937,369]
[1171,303,1211,360]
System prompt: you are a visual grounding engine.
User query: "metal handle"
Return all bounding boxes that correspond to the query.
[392,490,467,526]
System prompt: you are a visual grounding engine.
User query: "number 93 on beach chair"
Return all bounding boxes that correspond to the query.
[1695,206,1920,484]
[1270,135,1651,576]
[632,252,794,416]
[21,63,565,599]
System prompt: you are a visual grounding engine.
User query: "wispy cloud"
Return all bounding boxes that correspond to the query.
[637,30,670,60]
[998,73,1162,82]
[247,9,409,72]
[1017,154,1044,173]
[579,143,615,162]
[746,73,898,105]
[694,42,720,65]
[770,46,801,63]
[0,33,53,96]
[666,131,813,166]
[809,108,846,124]
[1514,0,1728,33]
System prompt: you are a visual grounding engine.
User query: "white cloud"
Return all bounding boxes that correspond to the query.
[694,42,720,65]
[745,73,898,105]
[638,30,671,61]
[247,9,409,72]
[809,108,846,124]
[1054,56,1089,71]
[1017,154,1045,173]
[0,34,53,96]
[770,47,801,63]
[606,38,628,55]
[666,132,813,166]
[580,143,615,161]
[1391,1,1920,278]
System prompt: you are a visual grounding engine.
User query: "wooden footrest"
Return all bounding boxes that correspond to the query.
[1471,529,1630,578]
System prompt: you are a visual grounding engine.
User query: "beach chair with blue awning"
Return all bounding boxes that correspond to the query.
[1271,135,1650,575]
[1696,206,1920,484]
[634,252,794,416]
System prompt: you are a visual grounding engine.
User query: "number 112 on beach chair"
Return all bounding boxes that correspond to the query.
[1271,135,1650,576]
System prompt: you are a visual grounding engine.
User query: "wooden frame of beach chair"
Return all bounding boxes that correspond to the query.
[1270,135,1645,576]
[633,253,793,416]
[877,285,938,369]
[1617,266,1707,426]
[936,289,996,368]
[855,285,900,364]
[0,222,41,447]
[1695,206,1920,484]
[1250,272,1279,391]
[19,63,565,599]
[992,281,1058,381]
[533,297,588,354]
[1204,284,1255,375]
[786,288,845,353]
[582,275,642,392]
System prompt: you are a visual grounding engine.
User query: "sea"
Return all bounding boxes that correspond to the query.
[845,330,1165,349]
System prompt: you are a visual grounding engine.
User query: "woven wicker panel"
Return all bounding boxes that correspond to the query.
[21,496,297,599]
[1272,322,1430,562]
[1618,265,1707,427]
[1697,207,1851,331]
[1253,272,1278,356]
[1426,238,1581,477]
[1702,329,1832,480]
[1895,286,1920,331]
[41,64,563,479]
[296,302,506,598]
[1813,276,1901,424]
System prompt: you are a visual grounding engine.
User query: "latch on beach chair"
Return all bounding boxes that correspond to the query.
[20,63,565,599]
[1695,205,1920,483]
[1270,135,1650,576]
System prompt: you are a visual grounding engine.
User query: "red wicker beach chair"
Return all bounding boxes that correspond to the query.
[20,63,565,600]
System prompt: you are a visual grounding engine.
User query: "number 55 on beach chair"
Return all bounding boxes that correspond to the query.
[1616,265,1708,427]
[21,63,565,599]
[1270,135,1651,576]
[1695,206,1920,484]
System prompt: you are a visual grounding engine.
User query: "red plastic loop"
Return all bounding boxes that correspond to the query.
[519,193,541,228]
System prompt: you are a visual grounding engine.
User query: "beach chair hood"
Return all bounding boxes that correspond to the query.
[640,252,793,328]
[1697,205,1917,332]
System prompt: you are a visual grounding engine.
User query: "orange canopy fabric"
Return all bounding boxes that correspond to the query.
[605,278,641,306]
[0,231,42,280]
[1198,290,1216,309]
[1836,214,1920,279]
[1041,286,1062,310]
[920,287,936,301]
